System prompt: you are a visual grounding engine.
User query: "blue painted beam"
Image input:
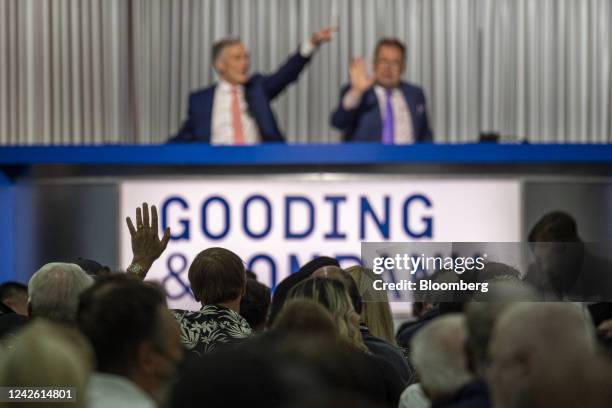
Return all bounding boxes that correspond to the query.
[0,143,611,166]
[0,171,15,283]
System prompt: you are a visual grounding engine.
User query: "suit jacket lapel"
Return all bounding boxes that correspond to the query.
[399,83,418,129]
[363,89,383,138]
[244,78,282,140]
[204,85,216,141]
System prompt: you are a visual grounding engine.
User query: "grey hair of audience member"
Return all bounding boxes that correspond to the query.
[466,280,540,375]
[0,320,93,408]
[28,263,94,324]
[410,314,472,400]
[489,302,596,408]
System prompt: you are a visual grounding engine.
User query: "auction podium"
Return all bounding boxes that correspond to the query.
[1,143,611,308]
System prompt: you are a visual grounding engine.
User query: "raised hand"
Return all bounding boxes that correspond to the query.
[311,26,338,47]
[126,202,171,278]
[349,58,375,94]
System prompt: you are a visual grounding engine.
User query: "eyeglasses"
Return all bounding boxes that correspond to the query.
[375,58,403,68]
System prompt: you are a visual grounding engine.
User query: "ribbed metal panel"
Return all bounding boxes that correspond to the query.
[0,0,609,144]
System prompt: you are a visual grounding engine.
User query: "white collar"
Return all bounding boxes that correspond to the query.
[374,84,399,95]
[88,373,155,407]
[218,79,244,94]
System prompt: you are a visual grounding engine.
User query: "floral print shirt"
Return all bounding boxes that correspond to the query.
[173,304,252,356]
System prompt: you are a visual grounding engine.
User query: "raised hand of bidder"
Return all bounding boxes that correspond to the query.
[349,58,375,94]
[311,26,338,47]
[126,202,171,275]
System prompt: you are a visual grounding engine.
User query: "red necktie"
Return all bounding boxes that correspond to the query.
[231,86,245,145]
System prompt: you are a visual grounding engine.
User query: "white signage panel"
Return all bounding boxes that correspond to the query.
[120,177,522,312]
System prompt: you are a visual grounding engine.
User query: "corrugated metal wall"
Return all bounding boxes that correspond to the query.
[0,0,610,144]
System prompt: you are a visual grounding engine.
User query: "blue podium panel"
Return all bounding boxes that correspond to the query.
[1,143,612,165]
[1,144,611,288]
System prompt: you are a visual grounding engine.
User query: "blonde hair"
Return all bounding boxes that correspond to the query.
[273,298,337,336]
[0,320,93,408]
[287,277,368,353]
[346,265,396,345]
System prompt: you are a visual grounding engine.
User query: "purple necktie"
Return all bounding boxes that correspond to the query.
[382,89,394,144]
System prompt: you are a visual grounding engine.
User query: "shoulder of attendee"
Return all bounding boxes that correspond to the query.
[190,85,217,100]
[362,331,403,354]
[400,81,426,97]
[247,73,266,85]
[174,305,250,323]
[364,353,407,404]
[88,373,155,408]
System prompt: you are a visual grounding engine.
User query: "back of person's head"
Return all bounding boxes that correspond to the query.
[528,211,580,242]
[170,334,336,408]
[582,355,612,408]
[28,263,94,324]
[272,334,394,407]
[465,302,513,376]
[489,302,595,408]
[0,281,28,315]
[171,346,286,408]
[410,314,472,401]
[71,257,111,278]
[474,261,521,282]
[77,275,181,379]
[511,351,612,408]
[273,298,337,337]
[188,247,246,304]
[288,277,367,352]
[346,265,396,345]
[239,279,271,331]
[0,320,93,408]
[471,279,539,303]
[312,266,363,315]
[493,302,594,359]
[269,256,339,326]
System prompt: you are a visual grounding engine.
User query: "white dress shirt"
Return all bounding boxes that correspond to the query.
[342,84,415,144]
[211,80,261,145]
[399,383,430,408]
[211,41,317,145]
[87,373,156,408]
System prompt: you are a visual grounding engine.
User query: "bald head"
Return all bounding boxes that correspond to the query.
[410,314,472,401]
[489,303,595,408]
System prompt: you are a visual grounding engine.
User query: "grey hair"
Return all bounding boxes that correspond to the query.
[28,263,94,324]
[211,37,242,65]
[410,314,473,396]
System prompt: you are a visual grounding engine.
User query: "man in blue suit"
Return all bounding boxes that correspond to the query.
[331,38,433,143]
[171,27,336,144]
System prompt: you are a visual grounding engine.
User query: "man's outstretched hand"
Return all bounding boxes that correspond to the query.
[311,26,337,47]
[126,202,171,278]
[349,58,376,94]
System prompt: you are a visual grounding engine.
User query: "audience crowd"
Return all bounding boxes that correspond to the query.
[0,204,611,407]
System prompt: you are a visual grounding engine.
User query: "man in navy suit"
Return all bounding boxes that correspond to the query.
[331,38,433,143]
[171,27,336,144]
